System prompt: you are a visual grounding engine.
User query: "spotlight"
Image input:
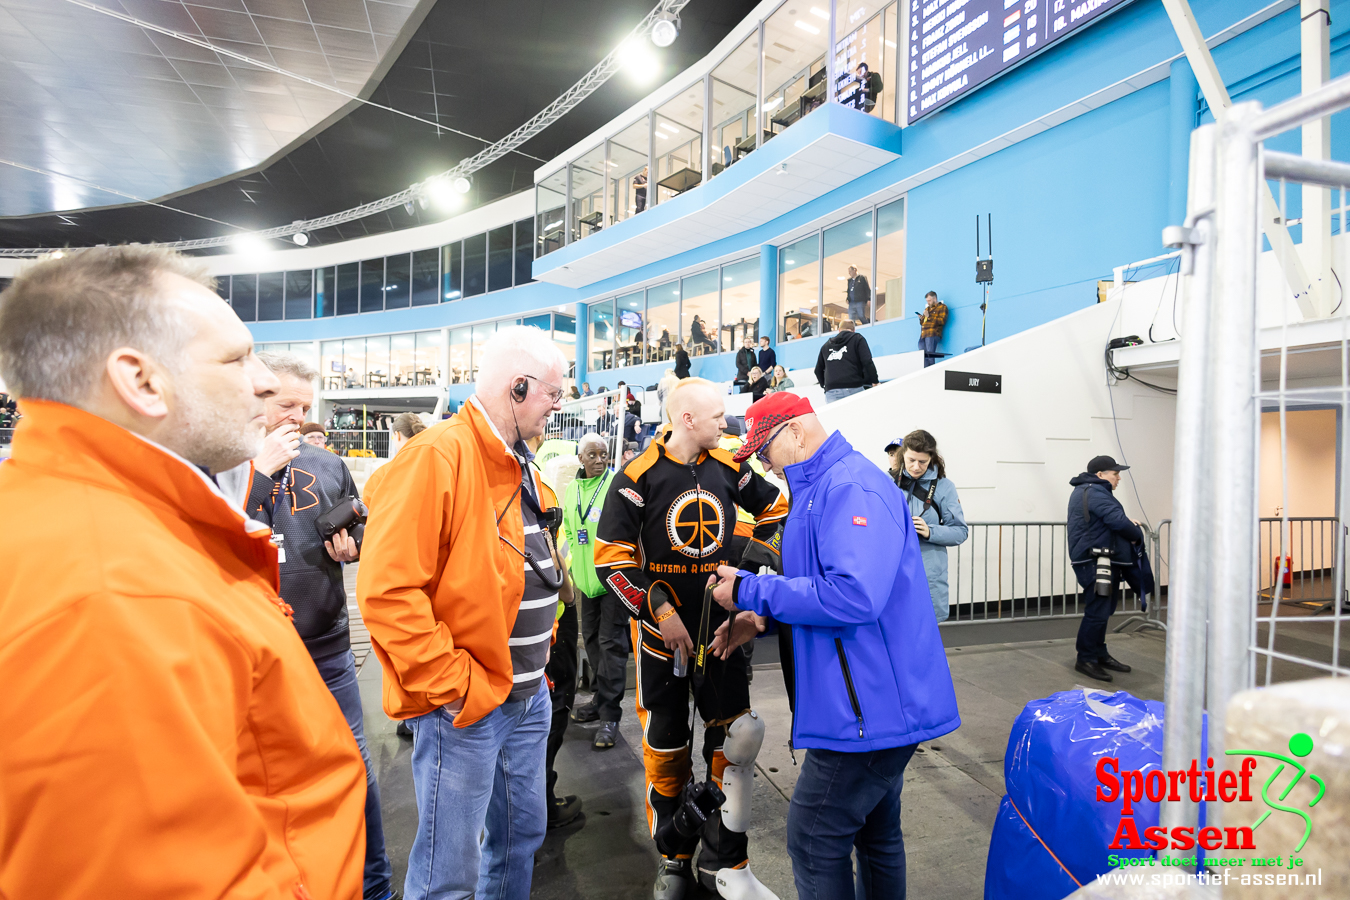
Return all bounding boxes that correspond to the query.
[618,39,659,82]
[292,232,309,246]
[417,194,429,210]
[452,175,471,194]
[404,200,416,216]
[233,234,268,257]
[425,176,458,209]
[651,11,679,47]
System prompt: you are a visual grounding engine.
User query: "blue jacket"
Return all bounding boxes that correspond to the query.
[1066,473,1144,571]
[898,467,968,622]
[737,431,961,752]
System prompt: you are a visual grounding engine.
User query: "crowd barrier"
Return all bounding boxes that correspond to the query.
[328,429,391,459]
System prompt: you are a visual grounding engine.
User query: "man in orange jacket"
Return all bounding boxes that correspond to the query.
[358,325,567,900]
[0,247,368,899]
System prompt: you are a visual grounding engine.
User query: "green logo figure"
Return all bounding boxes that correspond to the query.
[1226,732,1326,853]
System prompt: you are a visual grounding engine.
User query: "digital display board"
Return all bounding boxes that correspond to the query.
[906,0,1133,123]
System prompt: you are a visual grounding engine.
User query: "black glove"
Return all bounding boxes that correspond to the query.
[740,526,783,575]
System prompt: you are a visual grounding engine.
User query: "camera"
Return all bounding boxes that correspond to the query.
[654,780,726,848]
[1091,546,1115,596]
[317,497,368,550]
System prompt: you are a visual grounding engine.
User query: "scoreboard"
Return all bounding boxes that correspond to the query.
[906,0,1133,123]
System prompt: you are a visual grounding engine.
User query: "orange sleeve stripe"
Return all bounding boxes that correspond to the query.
[594,542,640,567]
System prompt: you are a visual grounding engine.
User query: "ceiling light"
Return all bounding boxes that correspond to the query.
[292,232,309,246]
[425,176,458,209]
[233,234,268,257]
[658,121,679,132]
[794,20,820,34]
[651,11,680,48]
[452,175,472,194]
[445,290,461,299]
[761,97,783,112]
[403,200,415,216]
[618,39,659,82]
[810,7,829,19]
[49,250,64,259]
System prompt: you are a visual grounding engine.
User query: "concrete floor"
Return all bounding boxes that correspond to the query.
[352,593,1170,899]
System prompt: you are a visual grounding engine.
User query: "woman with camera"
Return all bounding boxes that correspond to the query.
[888,430,968,622]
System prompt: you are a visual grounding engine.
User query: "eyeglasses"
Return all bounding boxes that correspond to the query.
[756,422,791,465]
[524,374,565,404]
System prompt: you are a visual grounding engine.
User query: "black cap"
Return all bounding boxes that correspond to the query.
[1088,455,1130,473]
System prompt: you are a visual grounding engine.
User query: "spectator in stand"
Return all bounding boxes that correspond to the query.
[0,246,366,897]
[745,365,771,401]
[735,337,756,390]
[768,364,794,393]
[918,291,948,367]
[657,369,679,423]
[621,441,639,465]
[674,342,691,379]
[299,421,329,449]
[814,319,879,403]
[242,352,395,900]
[845,265,871,324]
[757,335,776,374]
[690,315,716,354]
[569,385,581,400]
[888,430,968,623]
[358,325,566,900]
[582,382,594,396]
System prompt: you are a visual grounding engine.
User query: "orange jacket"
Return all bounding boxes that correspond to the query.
[0,400,366,900]
[357,396,547,725]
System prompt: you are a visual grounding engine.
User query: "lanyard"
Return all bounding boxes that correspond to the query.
[576,471,610,523]
[267,463,292,518]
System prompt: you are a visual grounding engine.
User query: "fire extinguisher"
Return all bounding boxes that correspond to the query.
[1274,555,1293,588]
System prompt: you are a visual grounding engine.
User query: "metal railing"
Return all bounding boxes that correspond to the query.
[543,386,653,462]
[0,427,13,446]
[941,520,1169,631]
[327,430,391,458]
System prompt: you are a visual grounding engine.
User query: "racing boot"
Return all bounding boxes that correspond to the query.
[653,856,694,900]
[712,864,780,900]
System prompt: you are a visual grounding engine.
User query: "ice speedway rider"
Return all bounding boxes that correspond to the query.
[594,377,790,900]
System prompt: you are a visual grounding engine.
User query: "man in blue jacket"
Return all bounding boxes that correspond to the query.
[708,392,960,900]
[1066,456,1144,682]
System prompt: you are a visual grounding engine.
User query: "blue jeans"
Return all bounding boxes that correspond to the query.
[787,744,919,900]
[824,386,866,403]
[920,335,940,366]
[406,681,550,900]
[313,649,393,900]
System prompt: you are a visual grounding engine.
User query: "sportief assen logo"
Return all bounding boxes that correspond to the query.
[1096,732,1325,859]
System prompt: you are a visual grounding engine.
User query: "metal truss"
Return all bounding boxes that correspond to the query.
[0,0,691,258]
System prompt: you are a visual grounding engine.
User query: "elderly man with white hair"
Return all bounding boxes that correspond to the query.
[358,325,567,900]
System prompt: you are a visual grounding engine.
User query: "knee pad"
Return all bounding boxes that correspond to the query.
[718,711,764,834]
[721,710,764,767]
[714,865,780,900]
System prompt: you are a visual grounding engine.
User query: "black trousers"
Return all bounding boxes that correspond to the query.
[1075,576,1121,664]
[546,603,579,805]
[580,590,630,722]
[631,606,752,871]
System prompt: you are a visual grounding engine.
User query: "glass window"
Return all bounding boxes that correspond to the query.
[608,117,650,225]
[536,170,566,256]
[589,300,615,372]
[230,274,257,322]
[360,258,384,313]
[448,327,471,384]
[875,197,905,322]
[336,262,359,316]
[285,269,313,319]
[442,242,462,301]
[614,291,645,367]
[256,272,284,322]
[315,268,335,317]
[762,3,829,136]
[390,332,415,385]
[779,234,820,340]
[514,218,534,285]
[721,258,761,348]
[488,225,514,292]
[823,212,874,328]
[341,337,366,387]
[470,322,495,380]
[570,144,606,241]
[834,2,891,118]
[553,313,576,380]
[365,335,390,388]
[283,341,318,371]
[682,270,721,357]
[321,341,343,388]
[415,330,442,384]
[647,280,680,358]
[384,254,411,309]
[710,33,760,174]
[463,233,486,298]
[412,248,439,306]
[654,84,705,204]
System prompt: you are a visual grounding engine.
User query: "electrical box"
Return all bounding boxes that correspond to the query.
[976,259,993,283]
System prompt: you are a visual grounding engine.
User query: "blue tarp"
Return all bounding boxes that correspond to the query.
[983,689,1171,900]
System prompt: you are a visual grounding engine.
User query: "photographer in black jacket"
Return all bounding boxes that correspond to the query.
[1067,455,1144,683]
[244,352,395,900]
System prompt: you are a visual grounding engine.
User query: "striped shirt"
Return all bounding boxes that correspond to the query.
[507,465,558,701]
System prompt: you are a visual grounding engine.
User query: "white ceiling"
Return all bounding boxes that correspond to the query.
[0,0,429,217]
[535,131,899,289]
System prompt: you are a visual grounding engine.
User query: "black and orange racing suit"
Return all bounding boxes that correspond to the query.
[594,433,788,873]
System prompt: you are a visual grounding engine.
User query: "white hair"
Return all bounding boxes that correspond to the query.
[476,325,567,397]
[255,351,318,383]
